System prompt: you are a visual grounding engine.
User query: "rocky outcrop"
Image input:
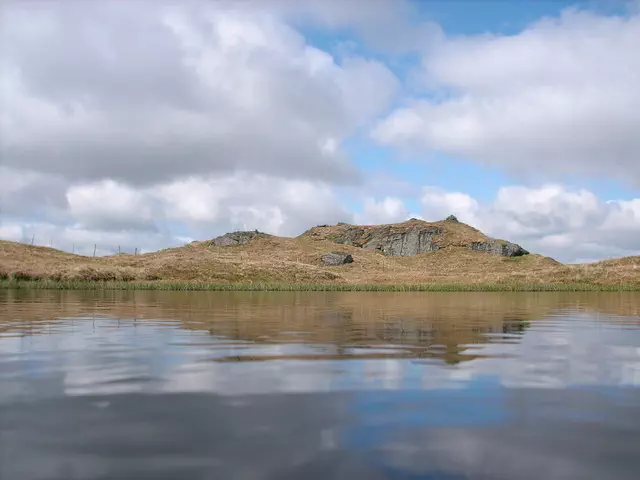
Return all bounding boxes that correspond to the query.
[471,240,528,257]
[305,218,529,258]
[327,224,442,256]
[321,252,354,266]
[208,231,268,247]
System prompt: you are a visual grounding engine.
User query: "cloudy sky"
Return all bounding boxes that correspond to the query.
[1,0,640,262]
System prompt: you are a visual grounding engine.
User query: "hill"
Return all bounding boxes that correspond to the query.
[1,218,639,286]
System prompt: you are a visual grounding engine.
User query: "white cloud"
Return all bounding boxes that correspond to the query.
[0,0,395,255]
[0,172,351,254]
[2,1,639,264]
[255,0,441,52]
[156,173,350,236]
[1,1,398,186]
[66,181,160,232]
[5,175,640,262]
[420,187,479,225]
[0,221,179,255]
[355,197,410,225]
[0,167,68,216]
[373,8,640,183]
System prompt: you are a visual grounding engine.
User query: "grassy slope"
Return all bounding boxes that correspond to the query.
[1,219,640,288]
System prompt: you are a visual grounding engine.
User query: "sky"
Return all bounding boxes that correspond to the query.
[1,0,640,263]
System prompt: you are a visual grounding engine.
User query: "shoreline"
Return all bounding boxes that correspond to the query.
[2,280,640,292]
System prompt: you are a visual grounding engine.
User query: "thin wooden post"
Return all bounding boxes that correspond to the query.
[93,244,97,257]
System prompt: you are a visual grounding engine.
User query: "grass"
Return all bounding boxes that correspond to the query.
[3,218,640,289]
[3,279,640,292]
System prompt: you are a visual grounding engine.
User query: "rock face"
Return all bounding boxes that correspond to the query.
[208,231,266,247]
[308,219,529,258]
[471,240,528,257]
[321,252,354,266]
[327,225,442,257]
[368,227,442,256]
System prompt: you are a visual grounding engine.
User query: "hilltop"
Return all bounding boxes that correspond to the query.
[302,216,528,257]
[1,217,639,287]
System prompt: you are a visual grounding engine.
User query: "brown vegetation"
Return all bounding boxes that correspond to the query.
[1,219,640,286]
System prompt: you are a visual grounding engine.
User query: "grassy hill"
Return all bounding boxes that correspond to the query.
[1,219,640,289]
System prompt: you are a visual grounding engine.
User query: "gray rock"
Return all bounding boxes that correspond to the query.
[330,225,442,256]
[209,231,266,247]
[321,252,354,266]
[318,221,529,258]
[471,240,529,257]
[363,227,442,256]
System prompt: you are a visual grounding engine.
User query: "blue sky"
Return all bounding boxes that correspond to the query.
[1,0,640,262]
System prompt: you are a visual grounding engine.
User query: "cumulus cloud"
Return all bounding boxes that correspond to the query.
[2,1,639,263]
[1,0,397,186]
[355,197,411,225]
[0,221,180,256]
[1,172,351,253]
[420,187,479,225]
[267,0,441,52]
[0,167,68,216]
[156,173,350,236]
[0,0,394,254]
[66,181,161,232]
[373,8,640,183]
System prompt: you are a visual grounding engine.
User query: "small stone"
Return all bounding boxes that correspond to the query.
[321,252,354,266]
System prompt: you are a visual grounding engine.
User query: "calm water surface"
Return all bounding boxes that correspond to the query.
[1,290,640,479]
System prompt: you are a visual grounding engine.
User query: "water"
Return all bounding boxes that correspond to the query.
[1,290,639,480]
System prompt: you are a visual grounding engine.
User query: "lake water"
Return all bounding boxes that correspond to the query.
[1,290,639,480]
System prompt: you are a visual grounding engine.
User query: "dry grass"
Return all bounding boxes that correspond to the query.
[2,220,640,289]
[4,280,640,292]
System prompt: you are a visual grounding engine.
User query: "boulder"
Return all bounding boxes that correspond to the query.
[445,215,459,223]
[321,252,354,266]
[470,240,528,257]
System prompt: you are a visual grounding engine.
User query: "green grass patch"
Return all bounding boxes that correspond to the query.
[2,279,640,292]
